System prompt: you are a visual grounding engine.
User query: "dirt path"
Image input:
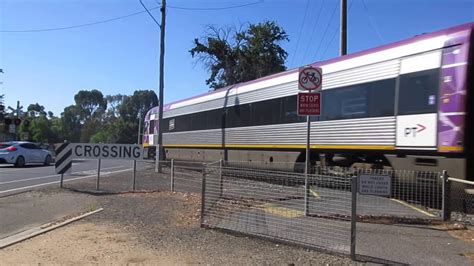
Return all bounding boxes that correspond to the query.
[0,222,185,265]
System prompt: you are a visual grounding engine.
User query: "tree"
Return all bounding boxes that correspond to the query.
[60,105,82,142]
[190,21,289,89]
[105,94,125,119]
[116,90,158,143]
[74,89,107,122]
[19,103,60,143]
[27,103,47,118]
[119,90,158,123]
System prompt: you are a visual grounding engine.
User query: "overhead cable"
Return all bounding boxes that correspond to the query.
[311,2,339,60]
[140,0,161,27]
[290,0,311,67]
[1,1,263,33]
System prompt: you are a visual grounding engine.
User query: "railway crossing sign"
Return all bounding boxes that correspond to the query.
[298,66,322,91]
[55,143,143,174]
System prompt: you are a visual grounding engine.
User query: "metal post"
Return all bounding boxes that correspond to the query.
[156,0,166,173]
[442,170,451,221]
[60,173,64,188]
[200,164,207,227]
[350,175,358,260]
[96,159,101,191]
[340,0,347,56]
[304,115,310,216]
[219,159,223,197]
[132,160,137,191]
[137,112,142,144]
[170,159,174,192]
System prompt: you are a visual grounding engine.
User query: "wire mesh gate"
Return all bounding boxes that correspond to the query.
[200,163,356,256]
[200,162,445,259]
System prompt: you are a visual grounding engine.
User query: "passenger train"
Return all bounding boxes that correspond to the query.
[143,22,474,180]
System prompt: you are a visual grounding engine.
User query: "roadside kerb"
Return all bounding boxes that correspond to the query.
[0,208,103,249]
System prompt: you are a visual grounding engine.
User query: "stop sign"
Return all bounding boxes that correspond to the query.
[297,92,321,116]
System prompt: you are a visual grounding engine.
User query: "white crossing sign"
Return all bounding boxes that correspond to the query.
[358,174,392,197]
[72,143,143,160]
[55,143,143,174]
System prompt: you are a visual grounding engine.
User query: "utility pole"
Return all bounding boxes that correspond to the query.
[156,0,166,172]
[340,0,347,56]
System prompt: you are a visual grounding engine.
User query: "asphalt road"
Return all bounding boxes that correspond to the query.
[0,159,151,197]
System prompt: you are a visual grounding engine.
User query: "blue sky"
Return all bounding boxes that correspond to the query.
[0,0,473,116]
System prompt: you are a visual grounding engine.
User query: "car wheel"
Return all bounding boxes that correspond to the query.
[15,156,25,167]
[44,155,52,166]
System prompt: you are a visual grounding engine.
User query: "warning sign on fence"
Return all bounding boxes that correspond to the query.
[358,174,391,197]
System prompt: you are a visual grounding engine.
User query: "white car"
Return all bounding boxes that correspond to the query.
[0,141,53,167]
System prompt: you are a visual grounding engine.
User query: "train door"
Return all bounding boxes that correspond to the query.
[395,50,442,151]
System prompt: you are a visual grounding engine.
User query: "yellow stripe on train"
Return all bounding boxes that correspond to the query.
[161,144,396,150]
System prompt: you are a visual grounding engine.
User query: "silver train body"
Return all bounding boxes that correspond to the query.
[143,23,474,180]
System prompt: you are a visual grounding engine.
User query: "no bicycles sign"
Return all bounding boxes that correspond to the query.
[298,66,322,92]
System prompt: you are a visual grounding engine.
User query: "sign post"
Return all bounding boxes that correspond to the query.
[97,159,101,191]
[298,66,322,216]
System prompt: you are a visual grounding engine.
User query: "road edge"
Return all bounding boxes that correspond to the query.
[0,208,104,249]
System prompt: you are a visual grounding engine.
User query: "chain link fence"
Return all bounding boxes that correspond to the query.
[202,162,355,255]
[446,177,474,225]
[199,161,452,258]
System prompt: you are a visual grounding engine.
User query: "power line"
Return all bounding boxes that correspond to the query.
[167,1,264,10]
[311,1,339,60]
[361,0,384,42]
[290,0,311,67]
[140,0,161,27]
[1,1,263,33]
[0,8,158,33]
[320,0,355,60]
[300,0,325,65]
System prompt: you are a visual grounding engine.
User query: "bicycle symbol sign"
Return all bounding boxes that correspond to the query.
[298,66,322,91]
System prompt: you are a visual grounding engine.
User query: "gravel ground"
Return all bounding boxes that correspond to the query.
[84,191,353,265]
[0,167,353,265]
[3,162,473,264]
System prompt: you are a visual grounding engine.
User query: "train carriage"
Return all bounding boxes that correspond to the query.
[143,22,474,180]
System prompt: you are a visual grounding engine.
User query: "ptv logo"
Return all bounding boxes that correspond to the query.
[404,124,427,137]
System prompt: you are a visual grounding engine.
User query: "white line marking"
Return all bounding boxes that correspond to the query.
[0,168,132,194]
[390,198,436,217]
[0,166,125,185]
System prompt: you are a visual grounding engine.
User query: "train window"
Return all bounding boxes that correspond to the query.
[207,108,223,129]
[398,69,439,115]
[323,85,369,120]
[281,95,301,123]
[369,79,396,117]
[226,104,251,128]
[191,111,207,130]
[250,98,281,126]
[149,120,156,134]
[175,114,191,131]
